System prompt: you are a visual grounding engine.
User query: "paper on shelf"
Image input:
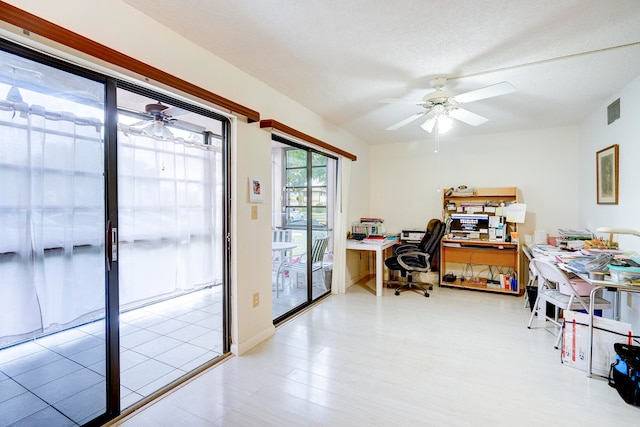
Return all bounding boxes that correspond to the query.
[506,203,526,223]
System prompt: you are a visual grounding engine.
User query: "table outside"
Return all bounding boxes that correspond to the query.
[272,242,297,296]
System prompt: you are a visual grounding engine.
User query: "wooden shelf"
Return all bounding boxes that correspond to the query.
[441,277,520,295]
[440,187,523,296]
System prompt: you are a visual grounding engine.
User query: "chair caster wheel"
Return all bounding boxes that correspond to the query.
[424,293,429,297]
[395,291,400,296]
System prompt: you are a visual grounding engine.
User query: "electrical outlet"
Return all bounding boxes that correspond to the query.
[252,292,259,308]
[251,205,258,220]
[628,293,633,308]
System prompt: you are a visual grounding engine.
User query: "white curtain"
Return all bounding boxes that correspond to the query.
[117,125,222,309]
[0,100,105,347]
[332,157,351,294]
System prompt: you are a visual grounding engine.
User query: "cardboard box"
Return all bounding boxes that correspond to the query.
[562,311,632,376]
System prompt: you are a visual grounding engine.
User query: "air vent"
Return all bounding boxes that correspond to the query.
[607,98,620,125]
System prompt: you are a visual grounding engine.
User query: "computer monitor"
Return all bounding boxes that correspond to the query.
[449,213,489,234]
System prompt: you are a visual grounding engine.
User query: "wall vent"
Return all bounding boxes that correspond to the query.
[607,98,620,124]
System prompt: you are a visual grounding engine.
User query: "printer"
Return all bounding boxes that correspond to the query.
[401,229,426,243]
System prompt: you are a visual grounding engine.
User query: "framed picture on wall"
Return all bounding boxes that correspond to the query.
[596,144,619,205]
[249,177,264,203]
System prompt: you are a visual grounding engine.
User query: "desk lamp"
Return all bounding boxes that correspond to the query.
[595,226,640,245]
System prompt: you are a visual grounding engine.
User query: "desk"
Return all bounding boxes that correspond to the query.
[440,239,521,295]
[585,277,640,377]
[528,244,640,377]
[346,239,397,296]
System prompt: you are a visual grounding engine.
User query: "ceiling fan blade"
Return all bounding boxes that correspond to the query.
[448,108,488,126]
[385,112,427,130]
[453,81,516,104]
[379,98,426,105]
[168,119,206,133]
[129,119,149,127]
[163,105,189,117]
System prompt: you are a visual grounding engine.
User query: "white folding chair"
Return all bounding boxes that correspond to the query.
[522,245,539,308]
[527,259,611,348]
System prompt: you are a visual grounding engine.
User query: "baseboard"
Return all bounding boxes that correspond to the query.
[231,324,275,356]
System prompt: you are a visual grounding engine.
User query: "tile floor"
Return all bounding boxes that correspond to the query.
[113,276,640,426]
[0,285,223,426]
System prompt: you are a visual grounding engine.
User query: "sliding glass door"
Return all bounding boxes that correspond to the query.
[116,86,228,408]
[271,136,336,322]
[0,43,109,425]
[0,39,230,426]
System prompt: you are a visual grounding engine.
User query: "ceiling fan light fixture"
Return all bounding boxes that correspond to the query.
[438,114,453,133]
[421,116,436,133]
[421,114,452,134]
[142,120,174,139]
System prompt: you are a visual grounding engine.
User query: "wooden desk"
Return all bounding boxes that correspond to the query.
[346,239,397,296]
[440,239,521,295]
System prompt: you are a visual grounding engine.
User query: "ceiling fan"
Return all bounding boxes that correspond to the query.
[130,102,205,138]
[381,77,516,132]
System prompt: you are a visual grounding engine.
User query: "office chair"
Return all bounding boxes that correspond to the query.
[527,258,611,348]
[385,219,445,297]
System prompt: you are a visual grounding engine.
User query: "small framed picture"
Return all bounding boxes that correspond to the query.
[249,177,264,203]
[596,144,619,205]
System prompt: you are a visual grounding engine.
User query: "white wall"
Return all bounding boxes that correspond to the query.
[369,126,580,238]
[5,0,639,346]
[3,0,371,354]
[578,74,640,329]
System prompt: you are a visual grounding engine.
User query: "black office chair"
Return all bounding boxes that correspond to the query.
[385,219,445,297]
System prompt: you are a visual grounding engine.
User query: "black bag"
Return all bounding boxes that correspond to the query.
[609,343,640,406]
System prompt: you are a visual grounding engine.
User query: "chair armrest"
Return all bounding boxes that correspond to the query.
[397,251,431,272]
[393,243,418,255]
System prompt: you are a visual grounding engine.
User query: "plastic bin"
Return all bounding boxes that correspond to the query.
[608,264,640,283]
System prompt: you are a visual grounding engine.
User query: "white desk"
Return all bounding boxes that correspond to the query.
[346,239,397,296]
[585,277,640,377]
[528,244,640,377]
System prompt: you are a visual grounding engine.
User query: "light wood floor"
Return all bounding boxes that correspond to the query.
[110,279,640,426]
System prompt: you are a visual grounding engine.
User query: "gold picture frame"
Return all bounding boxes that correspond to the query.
[596,144,619,204]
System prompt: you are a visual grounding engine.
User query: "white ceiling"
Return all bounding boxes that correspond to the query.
[123,0,640,144]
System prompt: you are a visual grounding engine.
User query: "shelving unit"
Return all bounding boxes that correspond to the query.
[439,187,523,296]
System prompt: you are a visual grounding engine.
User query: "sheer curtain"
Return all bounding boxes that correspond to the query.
[0,99,105,347]
[332,157,351,294]
[117,124,222,309]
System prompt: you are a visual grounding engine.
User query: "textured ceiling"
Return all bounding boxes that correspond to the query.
[123,0,640,144]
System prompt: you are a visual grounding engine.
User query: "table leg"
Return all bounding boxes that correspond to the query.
[376,247,383,296]
[587,285,598,377]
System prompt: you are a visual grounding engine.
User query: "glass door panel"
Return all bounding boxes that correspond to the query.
[0,46,107,425]
[116,87,226,409]
[271,139,336,322]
